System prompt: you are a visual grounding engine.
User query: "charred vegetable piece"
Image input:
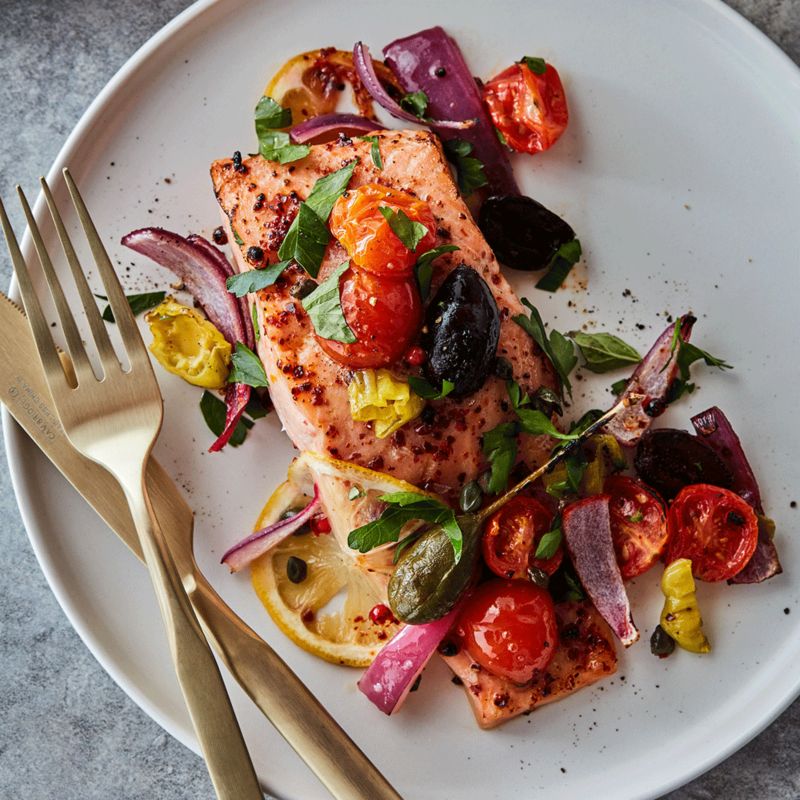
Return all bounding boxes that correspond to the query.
[649,624,676,658]
[634,428,733,500]
[388,515,481,624]
[478,195,575,271]
[659,559,711,654]
[421,264,500,398]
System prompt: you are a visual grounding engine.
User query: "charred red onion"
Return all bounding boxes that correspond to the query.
[291,113,382,143]
[562,495,639,647]
[209,382,252,453]
[221,487,320,572]
[358,603,461,715]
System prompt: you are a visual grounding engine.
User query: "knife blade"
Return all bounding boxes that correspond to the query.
[0,290,402,800]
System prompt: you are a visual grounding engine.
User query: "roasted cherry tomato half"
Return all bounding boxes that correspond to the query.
[315,266,422,368]
[666,484,758,582]
[482,61,568,154]
[482,496,562,579]
[456,579,558,684]
[329,183,437,276]
[605,475,668,580]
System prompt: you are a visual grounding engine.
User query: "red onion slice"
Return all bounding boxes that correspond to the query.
[691,406,781,584]
[562,495,639,647]
[353,42,473,130]
[605,315,695,447]
[291,113,383,143]
[358,603,461,715]
[221,485,320,572]
[209,382,251,454]
[382,27,520,196]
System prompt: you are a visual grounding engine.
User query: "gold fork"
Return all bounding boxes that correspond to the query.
[0,170,263,800]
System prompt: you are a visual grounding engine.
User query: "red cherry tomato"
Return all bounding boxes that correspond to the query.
[329,183,437,276]
[457,579,558,684]
[666,484,758,582]
[481,496,563,579]
[605,475,668,580]
[482,61,568,154]
[315,267,421,368]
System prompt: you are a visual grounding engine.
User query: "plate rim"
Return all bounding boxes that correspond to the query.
[4,0,800,797]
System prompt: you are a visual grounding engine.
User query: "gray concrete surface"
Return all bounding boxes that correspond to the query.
[0,1,798,798]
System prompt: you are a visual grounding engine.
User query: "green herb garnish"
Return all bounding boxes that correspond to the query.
[414,245,459,299]
[98,290,166,323]
[378,206,429,252]
[628,510,644,524]
[301,261,356,343]
[358,135,383,170]
[521,56,547,75]
[535,239,582,292]
[226,261,292,297]
[232,229,245,247]
[400,90,429,119]
[534,522,562,560]
[255,96,310,164]
[443,139,488,196]
[229,343,269,388]
[570,331,642,373]
[610,378,629,396]
[251,302,260,342]
[482,422,519,495]
[408,376,455,401]
[254,95,292,131]
[199,390,253,447]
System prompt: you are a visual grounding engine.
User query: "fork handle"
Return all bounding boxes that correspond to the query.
[123,475,264,800]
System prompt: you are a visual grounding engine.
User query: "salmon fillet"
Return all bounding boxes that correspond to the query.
[210,130,555,492]
[442,601,618,729]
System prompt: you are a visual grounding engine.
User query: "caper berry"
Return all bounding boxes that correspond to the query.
[286,556,308,584]
[650,624,675,658]
[459,480,483,513]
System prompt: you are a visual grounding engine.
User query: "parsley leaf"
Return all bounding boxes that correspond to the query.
[507,379,531,410]
[482,421,519,494]
[278,162,357,275]
[535,239,582,292]
[255,96,310,164]
[378,206,429,252]
[99,291,165,323]
[348,491,463,562]
[254,95,292,132]
[400,91,429,119]
[516,407,580,440]
[521,56,547,75]
[415,245,459,299]
[199,390,253,447]
[301,261,356,343]
[534,521,562,560]
[570,331,642,373]
[408,376,455,400]
[443,139,488,196]
[358,135,383,170]
[513,299,577,396]
[228,343,269,387]
[226,261,292,297]
[677,341,733,380]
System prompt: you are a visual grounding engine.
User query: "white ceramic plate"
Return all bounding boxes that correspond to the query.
[5,1,800,798]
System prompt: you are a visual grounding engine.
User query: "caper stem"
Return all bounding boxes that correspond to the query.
[477,395,642,524]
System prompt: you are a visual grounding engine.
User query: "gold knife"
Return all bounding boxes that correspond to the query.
[0,291,402,800]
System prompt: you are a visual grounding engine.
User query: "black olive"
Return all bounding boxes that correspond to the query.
[650,625,676,658]
[493,356,514,380]
[634,428,734,500]
[478,195,575,271]
[286,556,308,583]
[421,264,500,397]
[459,480,483,513]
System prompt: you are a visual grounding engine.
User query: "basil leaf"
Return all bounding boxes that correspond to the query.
[568,408,605,436]
[415,245,459,300]
[100,291,166,323]
[199,390,252,447]
[358,135,383,170]
[408,376,455,400]
[226,261,291,297]
[400,90,428,118]
[255,95,292,132]
[378,206,429,252]
[535,524,562,560]
[229,342,269,388]
[244,393,269,419]
[677,341,733,381]
[570,331,642,373]
[564,571,585,601]
[516,407,580,441]
[443,139,488,196]
[535,239,582,292]
[258,131,311,165]
[251,302,260,342]
[507,379,531,410]
[301,261,356,343]
[482,421,519,494]
[521,56,547,75]
[513,299,576,396]
[279,203,330,277]
[278,162,357,272]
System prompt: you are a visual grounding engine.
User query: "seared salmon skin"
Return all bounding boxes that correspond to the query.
[211,130,555,492]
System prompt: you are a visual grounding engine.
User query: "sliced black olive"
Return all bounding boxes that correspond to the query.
[421,264,500,398]
[634,428,734,500]
[478,195,575,271]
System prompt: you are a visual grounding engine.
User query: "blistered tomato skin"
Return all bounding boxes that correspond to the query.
[329,183,437,276]
[315,267,422,368]
[457,579,558,684]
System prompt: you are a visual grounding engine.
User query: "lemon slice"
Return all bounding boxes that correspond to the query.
[250,454,432,667]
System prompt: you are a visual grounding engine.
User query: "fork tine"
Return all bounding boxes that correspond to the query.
[62,169,150,372]
[0,194,69,391]
[40,177,121,376]
[17,185,96,385]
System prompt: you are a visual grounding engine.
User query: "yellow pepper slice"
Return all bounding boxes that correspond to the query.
[146,297,231,389]
[348,369,425,439]
[660,558,711,654]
